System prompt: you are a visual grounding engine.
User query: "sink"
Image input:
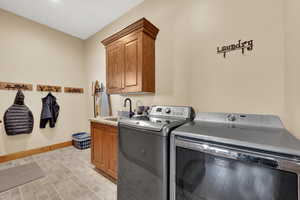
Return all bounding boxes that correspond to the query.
[104,117,118,122]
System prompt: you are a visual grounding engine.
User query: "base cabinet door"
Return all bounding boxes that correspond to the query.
[106,130,118,178]
[92,127,106,171]
[91,122,118,180]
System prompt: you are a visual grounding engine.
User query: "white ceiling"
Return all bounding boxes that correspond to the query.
[0,0,144,39]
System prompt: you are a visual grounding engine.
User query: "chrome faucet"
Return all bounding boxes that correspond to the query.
[124,98,134,118]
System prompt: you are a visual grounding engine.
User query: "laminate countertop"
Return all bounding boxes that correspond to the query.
[89,116,118,127]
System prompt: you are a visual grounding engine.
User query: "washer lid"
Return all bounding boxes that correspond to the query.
[173,112,300,158]
[119,118,163,132]
[119,116,185,132]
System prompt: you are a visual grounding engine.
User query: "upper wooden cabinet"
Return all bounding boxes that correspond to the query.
[101,18,159,94]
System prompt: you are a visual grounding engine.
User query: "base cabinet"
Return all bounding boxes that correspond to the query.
[91,122,118,180]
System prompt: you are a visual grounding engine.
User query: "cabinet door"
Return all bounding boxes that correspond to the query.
[105,130,118,179]
[92,127,106,171]
[123,33,141,93]
[106,43,124,93]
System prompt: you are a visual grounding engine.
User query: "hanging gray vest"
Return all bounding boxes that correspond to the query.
[4,90,34,135]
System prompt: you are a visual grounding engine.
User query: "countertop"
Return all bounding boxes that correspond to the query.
[89,116,118,127]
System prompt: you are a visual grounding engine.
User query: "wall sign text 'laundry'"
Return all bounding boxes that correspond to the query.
[217,40,254,58]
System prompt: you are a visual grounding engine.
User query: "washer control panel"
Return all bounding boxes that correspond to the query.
[149,106,193,119]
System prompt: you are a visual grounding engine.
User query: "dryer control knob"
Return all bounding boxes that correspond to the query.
[227,114,236,122]
[165,108,171,114]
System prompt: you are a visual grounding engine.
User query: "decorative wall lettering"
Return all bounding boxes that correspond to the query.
[217,40,254,58]
[37,85,62,92]
[0,82,33,91]
[64,87,84,94]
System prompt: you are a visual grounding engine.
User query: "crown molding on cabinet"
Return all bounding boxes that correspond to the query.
[101,18,159,46]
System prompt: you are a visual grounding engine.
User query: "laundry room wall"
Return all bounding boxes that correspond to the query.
[284,0,300,137]
[0,9,89,156]
[188,0,285,116]
[85,0,286,130]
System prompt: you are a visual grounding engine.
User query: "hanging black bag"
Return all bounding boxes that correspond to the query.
[3,90,34,135]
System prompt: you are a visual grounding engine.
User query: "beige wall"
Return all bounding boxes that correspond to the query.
[285,0,300,137]
[1,0,298,155]
[85,0,287,129]
[188,0,285,116]
[0,9,89,155]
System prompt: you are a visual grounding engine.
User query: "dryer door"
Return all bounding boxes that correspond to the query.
[170,137,299,200]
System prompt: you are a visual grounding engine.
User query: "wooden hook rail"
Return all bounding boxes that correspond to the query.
[0,82,33,91]
[0,82,84,94]
[64,87,84,94]
[37,85,62,92]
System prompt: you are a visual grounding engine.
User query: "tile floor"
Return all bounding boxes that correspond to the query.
[0,147,117,200]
